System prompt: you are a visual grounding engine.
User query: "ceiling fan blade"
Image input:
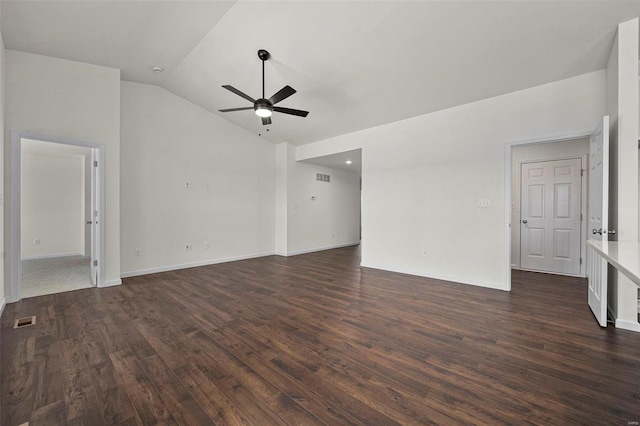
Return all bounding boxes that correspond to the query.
[261,116,272,126]
[273,106,309,117]
[219,107,254,112]
[222,85,255,103]
[268,85,296,105]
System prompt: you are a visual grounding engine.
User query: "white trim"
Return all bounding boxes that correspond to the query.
[21,252,85,261]
[580,153,588,277]
[508,130,592,148]
[518,267,583,278]
[615,318,640,332]
[360,261,508,291]
[7,131,107,303]
[286,241,360,257]
[504,143,512,291]
[120,251,276,278]
[100,279,122,288]
[0,298,6,317]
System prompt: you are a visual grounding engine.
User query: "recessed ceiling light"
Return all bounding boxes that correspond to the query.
[152,66,164,73]
[346,160,352,165]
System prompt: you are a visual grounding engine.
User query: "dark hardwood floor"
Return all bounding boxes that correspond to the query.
[2,245,640,425]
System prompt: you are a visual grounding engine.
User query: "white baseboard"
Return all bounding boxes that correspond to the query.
[615,318,640,332]
[0,297,6,317]
[21,252,85,261]
[359,261,507,291]
[120,251,276,279]
[286,241,360,257]
[100,279,122,288]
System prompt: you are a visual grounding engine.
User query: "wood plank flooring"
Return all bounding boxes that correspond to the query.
[2,245,640,425]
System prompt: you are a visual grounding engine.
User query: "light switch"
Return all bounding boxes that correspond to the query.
[477,199,492,208]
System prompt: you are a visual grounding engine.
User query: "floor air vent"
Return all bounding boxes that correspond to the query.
[14,316,36,329]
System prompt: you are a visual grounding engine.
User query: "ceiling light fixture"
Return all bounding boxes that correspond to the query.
[254,100,273,118]
[346,160,352,165]
[152,66,164,73]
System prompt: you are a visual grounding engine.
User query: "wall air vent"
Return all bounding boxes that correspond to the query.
[316,173,330,182]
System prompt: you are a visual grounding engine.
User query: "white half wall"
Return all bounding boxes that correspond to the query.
[298,71,606,290]
[21,141,85,259]
[5,50,121,295]
[511,138,589,270]
[120,81,275,276]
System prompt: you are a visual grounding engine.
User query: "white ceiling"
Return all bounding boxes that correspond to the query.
[1,1,235,84]
[4,1,640,146]
[301,149,362,175]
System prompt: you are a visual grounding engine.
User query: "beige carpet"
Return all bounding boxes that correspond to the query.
[21,255,94,298]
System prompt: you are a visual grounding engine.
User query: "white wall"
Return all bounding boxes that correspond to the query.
[606,18,639,331]
[21,143,85,259]
[275,143,288,255]
[5,50,121,296]
[511,138,589,270]
[0,1,5,311]
[120,81,275,276]
[297,71,606,290]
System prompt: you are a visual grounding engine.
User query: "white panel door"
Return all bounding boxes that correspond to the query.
[521,158,582,275]
[587,116,609,327]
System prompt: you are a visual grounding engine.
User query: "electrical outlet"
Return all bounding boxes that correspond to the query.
[135,248,142,256]
[33,238,40,245]
[292,203,299,210]
[204,242,210,249]
[185,244,193,251]
[185,181,193,189]
[422,250,428,257]
[331,232,335,238]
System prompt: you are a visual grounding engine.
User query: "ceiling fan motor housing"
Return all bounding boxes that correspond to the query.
[254,98,273,117]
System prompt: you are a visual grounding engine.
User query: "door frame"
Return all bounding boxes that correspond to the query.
[504,130,592,291]
[516,155,588,277]
[7,131,106,303]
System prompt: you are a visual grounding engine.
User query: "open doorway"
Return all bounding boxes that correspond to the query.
[8,132,105,302]
[297,148,362,261]
[510,138,589,277]
[20,139,94,297]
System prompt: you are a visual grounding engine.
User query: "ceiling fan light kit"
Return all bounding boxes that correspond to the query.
[219,49,309,126]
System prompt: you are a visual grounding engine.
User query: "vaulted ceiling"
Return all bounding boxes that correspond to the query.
[3,1,640,145]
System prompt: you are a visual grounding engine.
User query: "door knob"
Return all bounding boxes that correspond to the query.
[86,221,92,225]
[606,229,616,235]
[592,228,602,235]
[522,219,528,224]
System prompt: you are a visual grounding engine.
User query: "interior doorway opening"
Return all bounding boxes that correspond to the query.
[511,138,589,278]
[7,132,106,302]
[20,139,94,297]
